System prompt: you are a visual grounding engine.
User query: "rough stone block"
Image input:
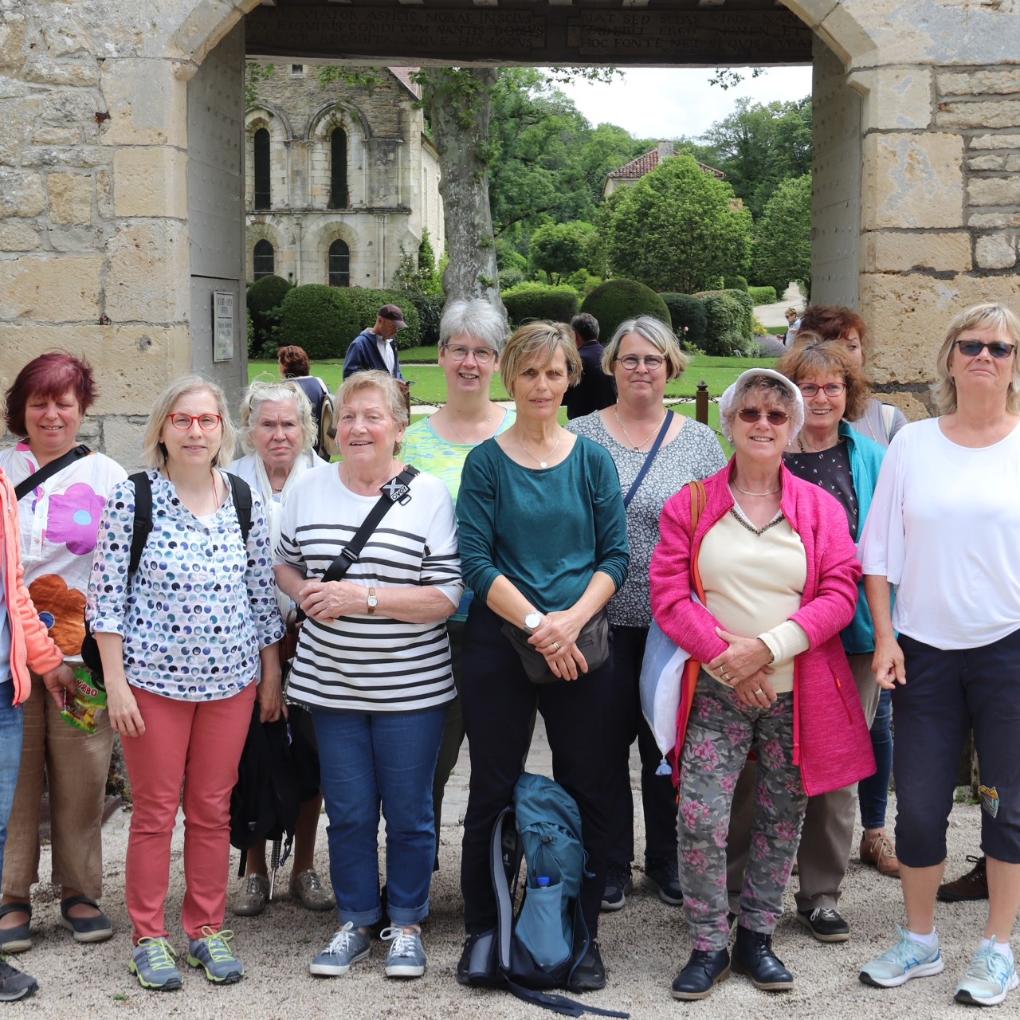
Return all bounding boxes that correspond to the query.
[970,133,1020,150]
[101,417,148,473]
[939,69,1020,97]
[968,176,1020,206]
[872,391,929,424]
[854,66,933,131]
[23,56,100,87]
[863,230,973,273]
[0,170,46,217]
[967,154,1005,171]
[969,211,1020,229]
[0,223,40,251]
[100,59,187,147]
[0,75,26,98]
[975,233,1018,269]
[48,172,93,224]
[44,224,104,253]
[31,126,83,146]
[0,255,102,322]
[0,17,26,73]
[96,168,114,218]
[106,220,189,323]
[937,100,1020,130]
[1007,154,1020,172]
[863,133,965,229]
[113,147,187,218]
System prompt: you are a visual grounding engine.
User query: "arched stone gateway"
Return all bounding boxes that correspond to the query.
[2,0,1019,461]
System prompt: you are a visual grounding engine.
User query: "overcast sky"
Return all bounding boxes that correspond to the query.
[558,66,813,141]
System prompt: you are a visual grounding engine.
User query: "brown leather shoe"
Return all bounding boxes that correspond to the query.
[937,855,988,903]
[860,830,900,878]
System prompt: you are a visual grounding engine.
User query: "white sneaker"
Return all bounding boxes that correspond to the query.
[859,926,944,988]
[954,946,1019,1006]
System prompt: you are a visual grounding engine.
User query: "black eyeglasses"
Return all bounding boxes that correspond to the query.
[954,339,1016,360]
[736,407,790,426]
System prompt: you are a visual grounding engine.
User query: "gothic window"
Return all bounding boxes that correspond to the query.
[329,128,348,209]
[253,239,274,280]
[328,239,350,287]
[253,128,271,210]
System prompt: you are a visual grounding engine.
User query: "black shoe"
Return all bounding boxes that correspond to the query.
[797,906,850,943]
[0,959,37,1002]
[600,867,632,912]
[568,938,607,992]
[671,948,730,1001]
[937,855,988,903]
[732,926,793,991]
[455,931,500,988]
[645,859,683,906]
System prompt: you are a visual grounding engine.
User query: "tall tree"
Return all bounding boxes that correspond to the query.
[752,173,812,297]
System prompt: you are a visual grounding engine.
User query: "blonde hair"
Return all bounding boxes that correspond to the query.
[601,315,688,381]
[141,375,237,469]
[500,321,582,397]
[931,303,1020,415]
[238,380,316,454]
[335,370,408,454]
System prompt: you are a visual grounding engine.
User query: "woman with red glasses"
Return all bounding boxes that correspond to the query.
[650,368,873,1000]
[859,303,1020,1007]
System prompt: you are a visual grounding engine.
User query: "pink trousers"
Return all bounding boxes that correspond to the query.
[120,684,255,943]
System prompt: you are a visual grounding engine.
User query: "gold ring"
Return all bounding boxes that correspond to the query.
[552,641,561,651]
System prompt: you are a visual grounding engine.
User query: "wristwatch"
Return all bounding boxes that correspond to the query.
[367,588,378,614]
[524,611,543,632]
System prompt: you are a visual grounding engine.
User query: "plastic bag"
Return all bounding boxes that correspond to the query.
[639,619,691,767]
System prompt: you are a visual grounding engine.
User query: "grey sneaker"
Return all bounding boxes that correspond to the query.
[186,927,244,984]
[0,958,38,1002]
[129,937,183,991]
[309,923,372,977]
[381,926,426,978]
[954,945,1019,1006]
[230,874,270,917]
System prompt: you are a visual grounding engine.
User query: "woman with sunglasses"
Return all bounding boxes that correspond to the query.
[859,304,1020,1007]
[87,376,284,991]
[650,369,873,1000]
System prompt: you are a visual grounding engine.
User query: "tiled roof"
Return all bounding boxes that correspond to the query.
[388,67,421,98]
[607,148,725,180]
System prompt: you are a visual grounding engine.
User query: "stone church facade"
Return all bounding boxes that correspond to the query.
[244,63,444,289]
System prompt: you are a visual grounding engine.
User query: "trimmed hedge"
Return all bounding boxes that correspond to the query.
[723,274,749,292]
[277,286,422,360]
[246,275,292,357]
[747,285,778,305]
[659,293,707,347]
[693,288,755,357]
[579,279,671,344]
[502,283,580,327]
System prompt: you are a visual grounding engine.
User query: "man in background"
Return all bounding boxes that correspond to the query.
[564,313,616,420]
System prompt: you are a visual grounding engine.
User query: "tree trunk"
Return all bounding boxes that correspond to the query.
[420,68,504,315]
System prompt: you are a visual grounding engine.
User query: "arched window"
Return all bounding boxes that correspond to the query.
[328,239,350,287]
[329,128,348,209]
[253,128,271,210]
[253,239,274,280]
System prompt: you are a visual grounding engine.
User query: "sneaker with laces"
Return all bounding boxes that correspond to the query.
[129,937,183,991]
[938,855,988,903]
[186,927,244,984]
[309,923,372,977]
[0,958,38,1001]
[600,867,632,912]
[859,927,944,988]
[230,873,269,917]
[797,907,850,943]
[646,859,684,906]
[955,946,1019,1006]
[860,830,900,878]
[381,926,426,978]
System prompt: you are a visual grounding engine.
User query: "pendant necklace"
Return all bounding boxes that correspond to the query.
[614,407,666,451]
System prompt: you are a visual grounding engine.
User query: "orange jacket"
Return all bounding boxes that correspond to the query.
[2,468,64,704]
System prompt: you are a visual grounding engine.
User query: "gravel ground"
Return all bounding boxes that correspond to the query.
[10,723,994,1020]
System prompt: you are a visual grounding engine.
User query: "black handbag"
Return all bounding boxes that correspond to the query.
[501,608,610,685]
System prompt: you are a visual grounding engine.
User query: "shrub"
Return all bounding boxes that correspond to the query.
[747,285,778,305]
[247,275,292,356]
[278,286,422,360]
[694,289,754,357]
[724,274,749,291]
[579,279,672,344]
[502,283,580,327]
[409,292,444,347]
[659,293,707,347]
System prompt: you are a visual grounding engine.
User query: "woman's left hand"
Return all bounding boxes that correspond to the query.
[257,672,286,723]
[40,663,76,709]
[733,671,778,709]
[708,627,774,685]
[298,579,365,622]
[528,610,583,659]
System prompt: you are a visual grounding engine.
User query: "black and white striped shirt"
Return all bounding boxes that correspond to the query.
[275,464,462,712]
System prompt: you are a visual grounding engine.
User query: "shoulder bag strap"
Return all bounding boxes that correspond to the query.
[224,471,253,543]
[13,444,91,501]
[689,480,707,603]
[127,472,154,576]
[622,412,673,509]
[321,465,420,583]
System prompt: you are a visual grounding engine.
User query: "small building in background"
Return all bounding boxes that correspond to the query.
[603,140,726,199]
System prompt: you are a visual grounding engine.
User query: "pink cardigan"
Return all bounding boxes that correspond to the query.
[2,468,65,705]
[650,462,875,797]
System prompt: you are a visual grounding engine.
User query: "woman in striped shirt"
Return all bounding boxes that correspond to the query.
[274,370,462,983]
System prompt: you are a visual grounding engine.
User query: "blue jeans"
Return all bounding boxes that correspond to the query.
[0,682,25,878]
[859,688,893,830]
[312,704,447,927]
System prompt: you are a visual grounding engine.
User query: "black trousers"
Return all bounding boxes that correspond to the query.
[607,625,679,871]
[459,602,613,936]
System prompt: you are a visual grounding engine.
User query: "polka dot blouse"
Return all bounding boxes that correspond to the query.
[86,470,284,701]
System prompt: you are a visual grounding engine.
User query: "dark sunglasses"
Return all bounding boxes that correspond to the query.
[954,339,1016,360]
[737,407,790,426]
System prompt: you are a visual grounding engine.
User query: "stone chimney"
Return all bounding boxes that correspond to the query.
[657,140,674,161]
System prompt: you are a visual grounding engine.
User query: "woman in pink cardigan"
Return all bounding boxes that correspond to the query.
[650,369,874,1001]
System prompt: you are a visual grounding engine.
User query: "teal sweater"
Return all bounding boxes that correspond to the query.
[456,435,629,613]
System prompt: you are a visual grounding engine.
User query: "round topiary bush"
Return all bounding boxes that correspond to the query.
[659,293,707,347]
[246,275,293,356]
[502,283,580,327]
[693,289,753,357]
[579,279,672,344]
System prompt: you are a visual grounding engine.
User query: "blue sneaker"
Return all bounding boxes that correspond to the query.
[186,927,244,984]
[380,926,426,978]
[955,945,1019,1006]
[129,937,183,991]
[309,923,372,977]
[859,927,944,988]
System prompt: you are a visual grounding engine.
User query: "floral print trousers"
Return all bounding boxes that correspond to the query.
[677,676,807,952]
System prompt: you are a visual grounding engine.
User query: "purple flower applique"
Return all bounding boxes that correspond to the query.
[44,482,104,555]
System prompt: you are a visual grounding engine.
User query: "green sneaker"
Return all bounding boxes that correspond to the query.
[129,937,183,991]
[186,927,244,984]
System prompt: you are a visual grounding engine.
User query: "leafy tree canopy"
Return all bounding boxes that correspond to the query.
[529,221,596,283]
[752,173,812,297]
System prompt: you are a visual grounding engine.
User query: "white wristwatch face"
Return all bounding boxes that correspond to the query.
[367,589,378,609]
[524,611,543,632]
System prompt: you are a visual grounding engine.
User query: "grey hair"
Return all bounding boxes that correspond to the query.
[931,302,1020,415]
[601,315,688,381]
[141,374,237,469]
[438,298,508,353]
[237,380,316,455]
[718,368,805,443]
[335,370,408,454]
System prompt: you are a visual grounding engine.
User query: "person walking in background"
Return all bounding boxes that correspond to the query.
[277,345,334,461]
[564,313,616,420]
[343,305,407,381]
[783,307,801,348]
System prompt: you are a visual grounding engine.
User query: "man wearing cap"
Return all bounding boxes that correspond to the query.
[343,304,407,380]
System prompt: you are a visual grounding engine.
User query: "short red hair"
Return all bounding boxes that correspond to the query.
[798,305,872,363]
[4,352,97,437]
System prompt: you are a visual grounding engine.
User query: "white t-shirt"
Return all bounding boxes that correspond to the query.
[860,417,1020,649]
